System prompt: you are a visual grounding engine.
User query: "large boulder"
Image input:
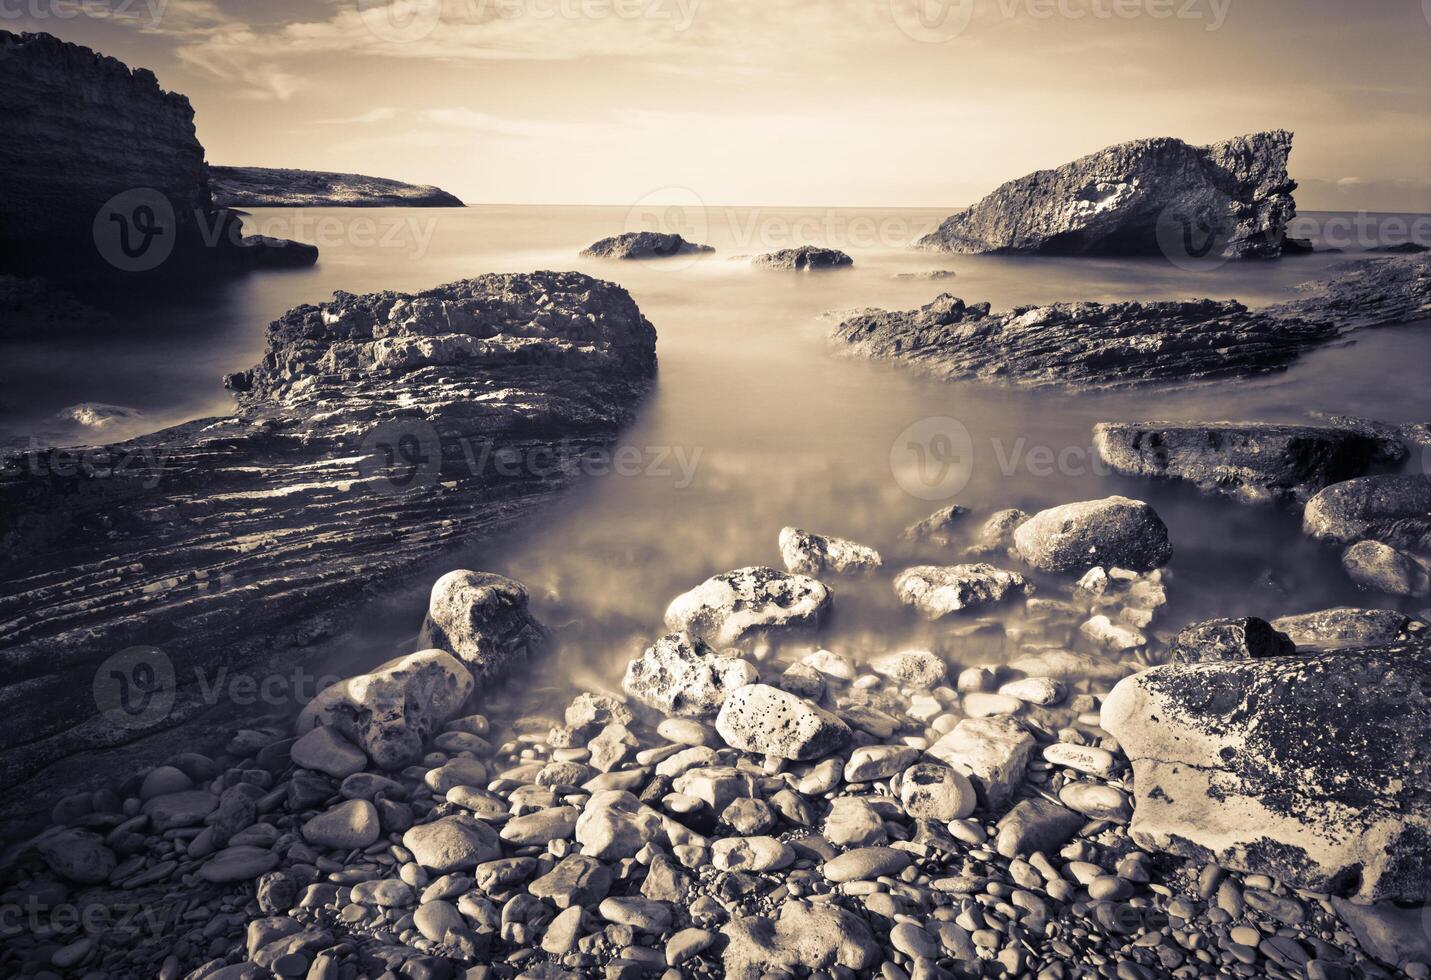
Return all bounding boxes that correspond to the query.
[1304,475,1431,551]
[1013,497,1172,574]
[664,567,832,647]
[892,564,1031,618]
[1102,644,1431,901]
[622,632,758,719]
[917,131,1297,258]
[417,570,547,684]
[581,231,713,259]
[722,900,880,980]
[715,684,851,761]
[296,650,474,770]
[1092,422,1382,503]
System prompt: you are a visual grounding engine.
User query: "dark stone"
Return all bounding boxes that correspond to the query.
[1168,617,1297,663]
[1303,474,1431,551]
[580,232,713,259]
[751,246,852,270]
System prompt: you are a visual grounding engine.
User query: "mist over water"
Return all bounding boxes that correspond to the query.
[6,204,1430,704]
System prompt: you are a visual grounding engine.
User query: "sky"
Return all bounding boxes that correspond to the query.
[10,0,1431,209]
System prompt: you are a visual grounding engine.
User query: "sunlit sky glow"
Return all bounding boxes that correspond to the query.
[14,0,1431,209]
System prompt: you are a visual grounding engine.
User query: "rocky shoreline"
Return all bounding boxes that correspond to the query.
[209,168,465,209]
[5,494,1430,980]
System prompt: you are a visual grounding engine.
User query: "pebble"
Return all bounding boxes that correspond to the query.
[822,847,912,883]
[302,800,381,850]
[711,836,794,872]
[899,762,976,820]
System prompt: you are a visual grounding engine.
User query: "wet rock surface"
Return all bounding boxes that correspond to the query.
[830,255,1431,389]
[751,246,853,270]
[1303,474,1431,551]
[663,566,832,646]
[917,131,1299,258]
[0,270,657,820]
[1013,497,1173,574]
[580,232,713,259]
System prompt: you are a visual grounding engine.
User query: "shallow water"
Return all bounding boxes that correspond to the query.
[5,205,1430,701]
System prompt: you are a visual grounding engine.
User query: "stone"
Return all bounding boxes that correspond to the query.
[963,692,1022,717]
[722,901,879,979]
[868,649,949,689]
[664,567,832,646]
[1059,782,1132,822]
[926,716,1037,809]
[417,570,547,683]
[1168,617,1296,663]
[1080,614,1147,650]
[414,900,466,943]
[1328,897,1431,970]
[1304,474,1431,552]
[541,905,586,954]
[622,632,757,718]
[402,816,501,873]
[995,799,1084,858]
[666,927,716,966]
[1271,607,1421,651]
[199,846,280,883]
[528,854,613,909]
[297,650,475,770]
[302,800,381,850]
[750,246,853,270]
[1093,422,1383,503]
[903,504,971,546]
[899,762,976,820]
[499,807,578,845]
[36,829,116,884]
[142,790,218,831]
[1343,540,1431,597]
[139,765,193,800]
[823,798,888,847]
[425,757,489,795]
[1042,742,1116,778]
[822,847,912,883]
[350,878,415,906]
[575,791,680,860]
[290,726,368,778]
[778,526,881,576]
[894,564,1031,617]
[1102,645,1431,900]
[715,684,852,761]
[918,131,1298,258]
[672,766,759,811]
[581,231,713,259]
[1014,497,1172,574]
[998,676,1063,705]
[844,745,919,782]
[711,837,794,872]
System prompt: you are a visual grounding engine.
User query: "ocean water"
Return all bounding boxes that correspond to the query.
[4,205,1430,699]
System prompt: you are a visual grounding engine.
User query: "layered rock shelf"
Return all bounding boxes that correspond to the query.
[0,271,657,823]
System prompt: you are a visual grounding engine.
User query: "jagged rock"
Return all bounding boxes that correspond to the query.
[893,564,1031,618]
[714,684,851,761]
[1309,412,1424,463]
[36,829,116,884]
[0,270,656,823]
[926,716,1036,809]
[722,901,880,980]
[751,246,852,271]
[1013,497,1172,574]
[297,650,474,770]
[664,567,832,646]
[580,232,713,259]
[1270,607,1424,651]
[1092,422,1382,503]
[417,571,547,684]
[1102,644,1431,901]
[902,504,970,545]
[829,256,1431,390]
[917,131,1298,258]
[1303,475,1431,551]
[970,509,1028,555]
[209,165,464,207]
[622,632,757,719]
[1167,617,1296,663]
[0,30,314,278]
[777,527,881,576]
[1342,540,1431,597]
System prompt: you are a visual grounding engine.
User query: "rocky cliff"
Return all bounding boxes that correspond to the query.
[0,31,314,280]
[918,131,1299,258]
[0,271,656,824]
[209,166,465,208]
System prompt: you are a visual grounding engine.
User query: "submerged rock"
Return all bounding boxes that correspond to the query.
[1093,422,1382,503]
[1102,643,1431,901]
[1013,497,1172,574]
[1270,606,1423,651]
[777,526,881,576]
[917,131,1297,258]
[621,631,757,718]
[297,650,474,770]
[1303,474,1431,551]
[893,563,1031,618]
[751,246,853,271]
[581,231,713,259]
[902,504,971,546]
[418,570,547,684]
[664,566,832,646]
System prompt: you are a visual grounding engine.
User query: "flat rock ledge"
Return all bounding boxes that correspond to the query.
[0,271,657,821]
[829,254,1431,390]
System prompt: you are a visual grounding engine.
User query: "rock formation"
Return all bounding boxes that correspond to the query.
[752,246,853,270]
[918,131,1299,258]
[0,31,315,280]
[209,166,464,208]
[0,270,656,822]
[581,232,714,259]
[829,255,1431,390]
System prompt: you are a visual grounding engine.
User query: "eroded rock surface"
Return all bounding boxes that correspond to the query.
[663,567,832,646]
[621,632,757,718]
[752,246,852,270]
[1303,474,1431,551]
[417,571,548,684]
[893,564,1031,618]
[581,232,713,259]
